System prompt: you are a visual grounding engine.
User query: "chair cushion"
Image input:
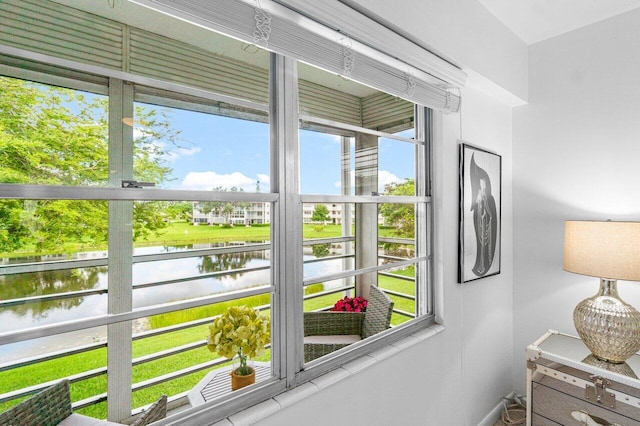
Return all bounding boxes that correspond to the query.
[303,335,361,345]
[58,413,122,425]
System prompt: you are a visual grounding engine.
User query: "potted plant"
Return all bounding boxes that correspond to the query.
[331,295,368,312]
[207,305,271,390]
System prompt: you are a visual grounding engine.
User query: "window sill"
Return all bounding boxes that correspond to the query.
[214,323,446,426]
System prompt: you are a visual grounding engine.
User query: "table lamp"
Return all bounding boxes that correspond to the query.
[563,220,640,364]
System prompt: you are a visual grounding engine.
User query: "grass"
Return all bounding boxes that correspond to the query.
[141,222,399,246]
[1,222,416,419]
[1,222,335,258]
[142,222,272,247]
[380,267,416,325]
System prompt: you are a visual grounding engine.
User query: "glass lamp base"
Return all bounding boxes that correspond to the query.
[574,279,640,364]
[581,354,638,378]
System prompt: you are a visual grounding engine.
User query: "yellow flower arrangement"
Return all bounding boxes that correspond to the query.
[207,305,271,376]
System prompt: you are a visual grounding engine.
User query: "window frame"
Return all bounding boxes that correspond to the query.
[0,33,435,426]
[295,104,435,385]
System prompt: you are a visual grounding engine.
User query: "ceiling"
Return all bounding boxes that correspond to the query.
[479,0,640,44]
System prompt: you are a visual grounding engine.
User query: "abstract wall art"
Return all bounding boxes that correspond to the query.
[458,142,502,283]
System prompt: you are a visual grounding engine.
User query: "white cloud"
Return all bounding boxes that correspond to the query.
[256,174,270,192]
[164,146,201,162]
[378,170,402,191]
[181,171,258,192]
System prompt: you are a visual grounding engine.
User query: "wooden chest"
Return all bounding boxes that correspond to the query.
[526,330,640,426]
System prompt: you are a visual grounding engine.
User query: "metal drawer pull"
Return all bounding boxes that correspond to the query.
[571,410,620,426]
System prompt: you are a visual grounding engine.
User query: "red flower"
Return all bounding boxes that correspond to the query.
[331,296,368,312]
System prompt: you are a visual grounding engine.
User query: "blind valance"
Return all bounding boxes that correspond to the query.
[130,0,461,112]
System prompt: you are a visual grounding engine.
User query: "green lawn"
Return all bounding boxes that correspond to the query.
[142,222,399,246]
[1,222,415,419]
[0,270,414,419]
[138,222,358,247]
[141,222,272,247]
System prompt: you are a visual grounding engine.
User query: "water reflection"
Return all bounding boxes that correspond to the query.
[0,267,106,319]
[0,243,336,361]
[0,246,269,323]
[198,252,253,275]
[0,245,274,361]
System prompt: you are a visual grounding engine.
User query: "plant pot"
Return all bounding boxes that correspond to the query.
[230,367,255,390]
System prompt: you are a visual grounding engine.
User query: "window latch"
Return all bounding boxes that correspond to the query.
[122,180,156,189]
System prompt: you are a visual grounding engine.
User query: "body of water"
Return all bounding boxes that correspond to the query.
[0,243,347,362]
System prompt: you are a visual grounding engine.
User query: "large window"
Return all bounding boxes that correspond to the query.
[0,1,436,424]
[299,63,431,364]
[0,26,278,422]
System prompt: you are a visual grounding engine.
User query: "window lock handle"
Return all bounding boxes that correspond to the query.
[122,180,156,188]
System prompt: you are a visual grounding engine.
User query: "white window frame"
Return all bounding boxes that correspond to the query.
[0,3,438,423]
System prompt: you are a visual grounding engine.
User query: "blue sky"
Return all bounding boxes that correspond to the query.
[141,105,415,195]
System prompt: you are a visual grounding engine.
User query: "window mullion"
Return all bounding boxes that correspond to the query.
[354,132,379,298]
[415,106,431,316]
[270,53,303,386]
[107,78,134,422]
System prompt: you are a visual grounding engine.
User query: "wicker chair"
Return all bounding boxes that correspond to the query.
[130,395,167,426]
[0,379,72,426]
[303,285,394,362]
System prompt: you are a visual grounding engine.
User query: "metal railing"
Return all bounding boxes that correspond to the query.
[0,236,418,416]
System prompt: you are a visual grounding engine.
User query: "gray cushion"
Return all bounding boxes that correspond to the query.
[58,413,122,426]
[304,334,361,345]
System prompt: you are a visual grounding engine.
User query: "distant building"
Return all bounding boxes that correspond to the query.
[193,202,382,225]
[192,202,270,225]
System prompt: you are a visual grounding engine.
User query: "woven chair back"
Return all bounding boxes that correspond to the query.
[361,285,394,339]
[0,379,72,426]
[131,395,167,426]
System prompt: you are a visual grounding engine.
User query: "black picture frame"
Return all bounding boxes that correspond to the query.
[458,142,502,283]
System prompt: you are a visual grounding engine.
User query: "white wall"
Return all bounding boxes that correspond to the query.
[249,1,520,423]
[255,84,514,426]
[513,8,640,393]
[344,0,528,105]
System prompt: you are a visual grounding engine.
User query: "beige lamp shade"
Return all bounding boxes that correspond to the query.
[563,220,640,281]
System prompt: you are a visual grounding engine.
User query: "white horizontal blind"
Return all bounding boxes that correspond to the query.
[0,0,376,125]
[130,0,461,112]
[0,0,124,70]
[129,28,269,104]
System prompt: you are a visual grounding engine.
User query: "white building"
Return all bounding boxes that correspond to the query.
[193,202,372,226]
[192,201,270,225]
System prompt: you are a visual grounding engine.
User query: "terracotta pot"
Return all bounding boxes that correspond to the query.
[230,367,255,390]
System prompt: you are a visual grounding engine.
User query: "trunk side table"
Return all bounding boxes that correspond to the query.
[526,330,640,426]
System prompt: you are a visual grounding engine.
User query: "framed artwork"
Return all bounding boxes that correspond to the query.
[458,142,501,283]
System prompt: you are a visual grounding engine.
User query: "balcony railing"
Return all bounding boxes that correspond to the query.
[0,236,416,420]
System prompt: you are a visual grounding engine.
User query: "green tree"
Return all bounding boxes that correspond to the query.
[198,187,250,225]
[163,201,193,222]
[311,243,331,258]
[0,76,178,253]
[311,204,330,223]
[379,178,415,238]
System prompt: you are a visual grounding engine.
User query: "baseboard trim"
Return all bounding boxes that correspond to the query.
[478,391,517,426]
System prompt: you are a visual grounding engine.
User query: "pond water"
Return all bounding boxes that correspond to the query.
[0,243,345,362]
